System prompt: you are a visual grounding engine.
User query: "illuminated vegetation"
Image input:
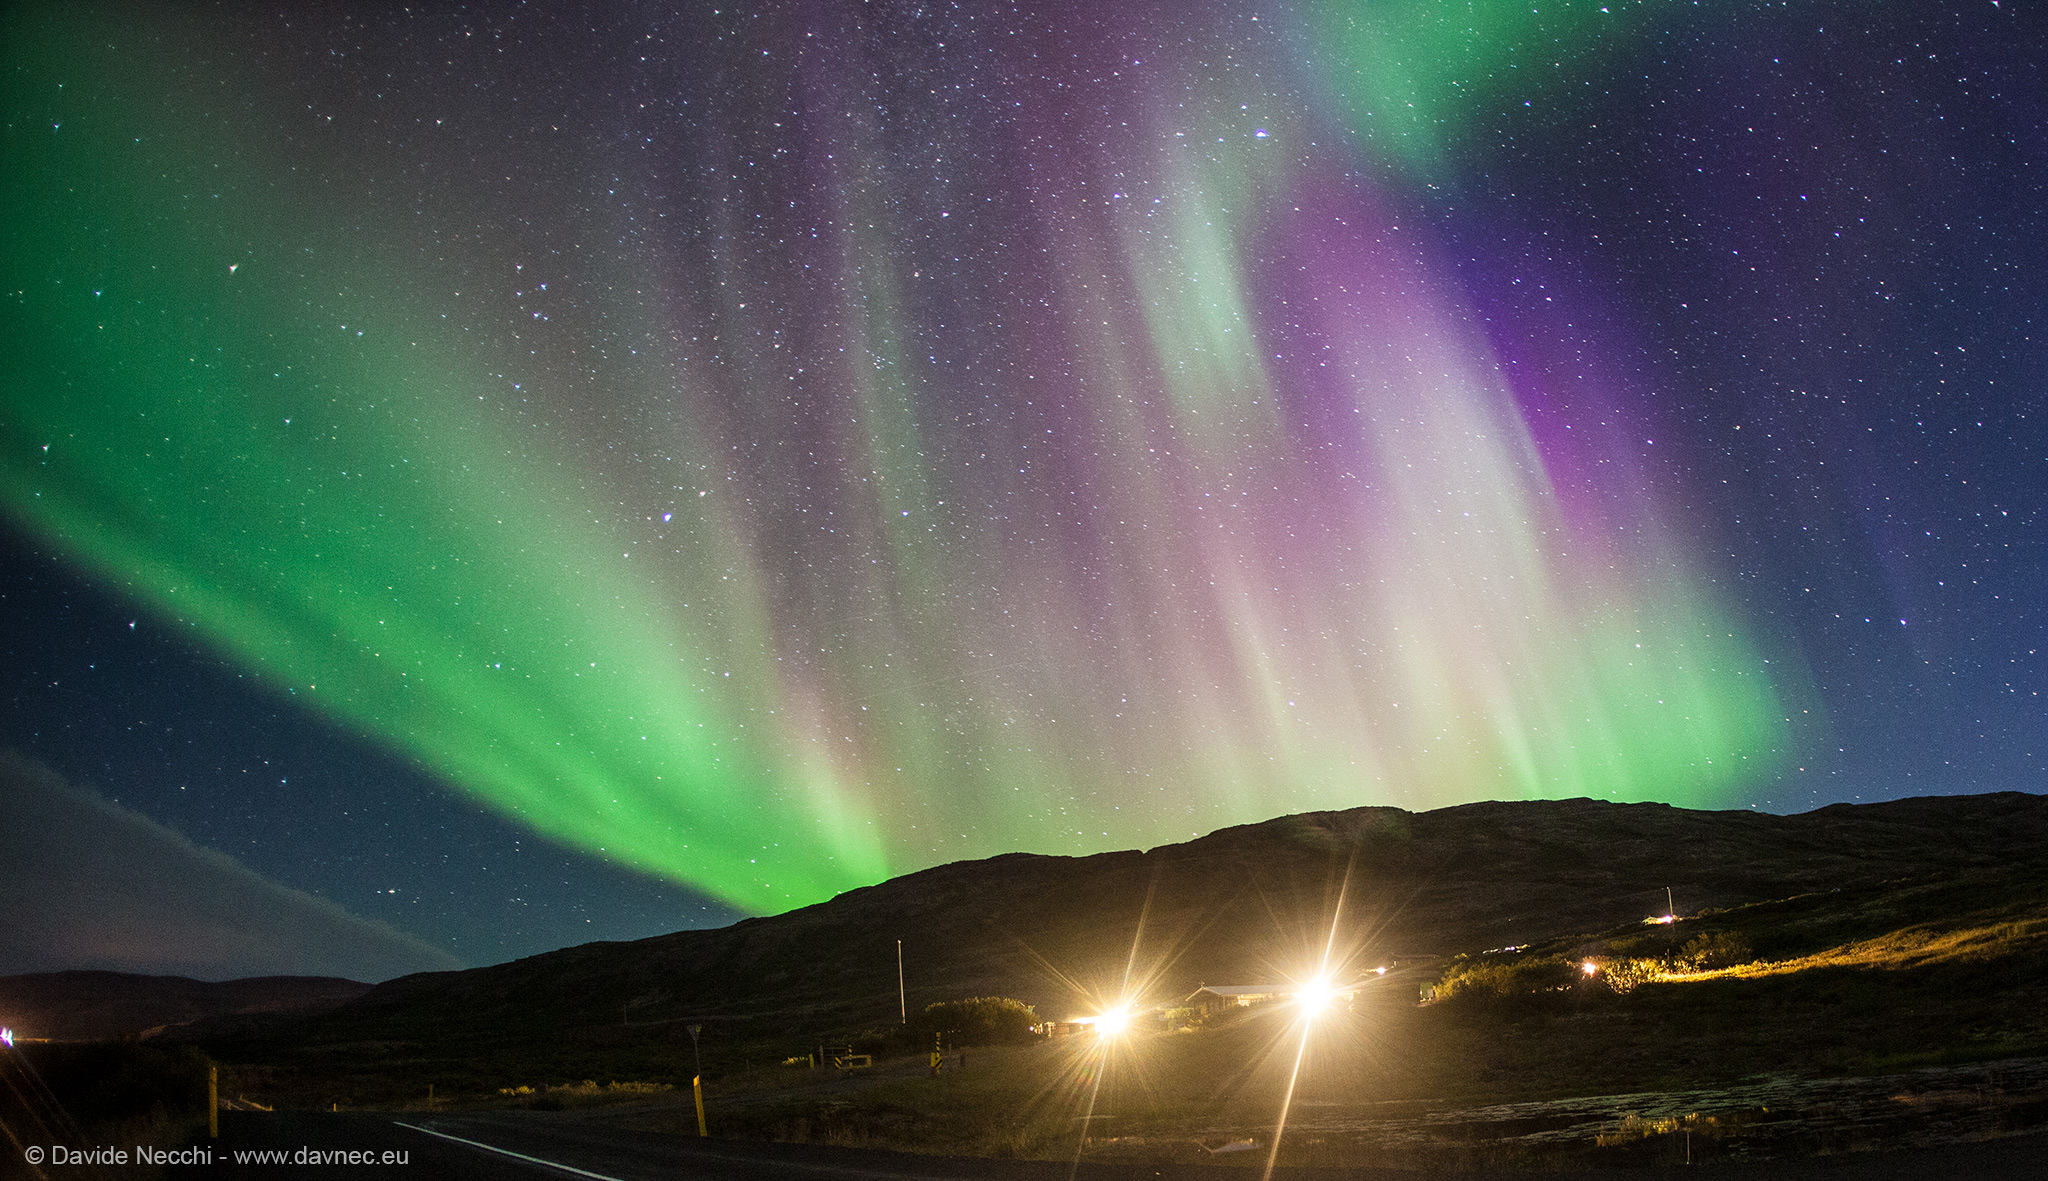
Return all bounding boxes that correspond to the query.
[191,794,2048,1166]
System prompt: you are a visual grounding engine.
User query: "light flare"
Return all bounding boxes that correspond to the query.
[1294,976,1339,1018]
[1091,1005,1133,1038]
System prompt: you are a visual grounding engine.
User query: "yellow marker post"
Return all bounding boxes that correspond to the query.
[686,1023,707,1136]
[208,1065,218,1139]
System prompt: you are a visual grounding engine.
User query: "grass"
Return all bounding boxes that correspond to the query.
[1709,912,2048,978]
[191,850,2048,1168]
[575,887,2048,1168]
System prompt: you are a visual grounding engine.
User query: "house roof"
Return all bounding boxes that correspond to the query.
[1188,984,1284,998]
[1187,982,1363,1002]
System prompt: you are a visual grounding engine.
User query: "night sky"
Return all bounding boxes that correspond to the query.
[3,1,2043,979]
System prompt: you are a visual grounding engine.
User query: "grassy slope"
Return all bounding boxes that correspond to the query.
[207,792,2048,1136]
[610,888,2048,1167]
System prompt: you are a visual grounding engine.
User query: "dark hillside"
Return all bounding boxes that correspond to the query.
[0,971,369,1041]
[221,791,2047,1093]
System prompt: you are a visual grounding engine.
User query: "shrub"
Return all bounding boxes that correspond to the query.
[1429,956,1579,1004]
[1598,957,1667,995]
[1676,931,1753,972]
[912,997,1040,1046]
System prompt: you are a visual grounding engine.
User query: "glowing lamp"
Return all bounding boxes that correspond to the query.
[1093,1006,1131,1037]
[1,1027,11,1047]
[1296,977,1338,1017]
[1581,960,1599,976]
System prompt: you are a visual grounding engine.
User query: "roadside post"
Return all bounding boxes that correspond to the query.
[687,1024,707,1137]
[208,1065,218,1139]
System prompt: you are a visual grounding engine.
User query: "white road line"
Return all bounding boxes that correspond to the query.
[395,1119,1003,1181]
[390,1121,628,1180]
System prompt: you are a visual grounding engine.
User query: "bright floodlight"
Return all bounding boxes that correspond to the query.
[1296,977,1337,1017]
[1093,1006,1131,1037]
[1582,960,1599,976]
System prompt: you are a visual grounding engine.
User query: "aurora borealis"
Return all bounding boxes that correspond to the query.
[4,2,2044,964]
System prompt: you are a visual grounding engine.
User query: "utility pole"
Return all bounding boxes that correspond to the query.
[897,939,907,1024]
[1667,886,1675,921]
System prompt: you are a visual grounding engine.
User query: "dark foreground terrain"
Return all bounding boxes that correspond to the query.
[13,1109,2048,1180]
[6,792,2045,1172]
[204,792,2048,1092]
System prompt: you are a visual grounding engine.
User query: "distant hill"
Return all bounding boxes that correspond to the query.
[0,971,370,1041]
[223,791,2047,1091]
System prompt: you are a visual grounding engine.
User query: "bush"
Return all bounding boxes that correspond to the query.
[1429,956,1579,1005]
[912,997,1040,1046]
[1676,931,1753,971]
[1598,957,1666,995]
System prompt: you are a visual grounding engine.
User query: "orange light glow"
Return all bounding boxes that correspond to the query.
[1296,977,1338,1017]
[1093,1005,1131,1037]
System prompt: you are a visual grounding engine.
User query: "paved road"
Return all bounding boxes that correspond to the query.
[165,1110,2048,1180]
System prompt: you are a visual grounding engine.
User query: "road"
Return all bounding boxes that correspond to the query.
[212,1109,1081,1179]
[159,1110,2046,1179]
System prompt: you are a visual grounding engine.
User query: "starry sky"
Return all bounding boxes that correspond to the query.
[2,1,2043,977]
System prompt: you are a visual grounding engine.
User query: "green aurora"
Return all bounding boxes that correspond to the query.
[2,4,1788,911]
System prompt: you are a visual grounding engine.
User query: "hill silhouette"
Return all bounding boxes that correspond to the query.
[208,790,2046,1095]
[0,971,368,1042]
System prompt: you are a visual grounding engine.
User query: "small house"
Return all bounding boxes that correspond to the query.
[1185,981,1360,1017]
